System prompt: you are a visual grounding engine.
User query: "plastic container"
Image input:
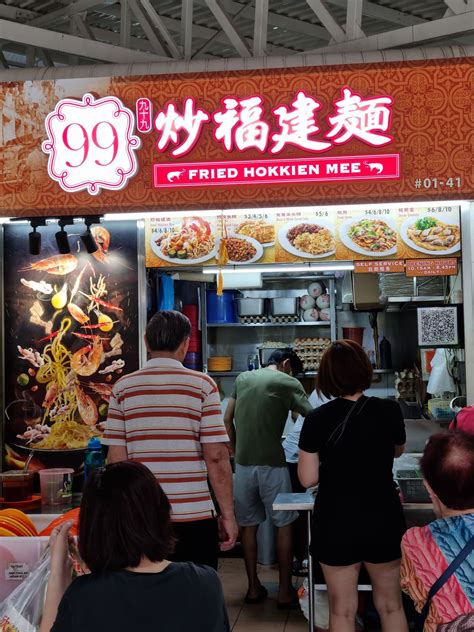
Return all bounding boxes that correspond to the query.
[396,470,431,503]
[0,536,49,602]
[84,438,105,480]
[1,471,35,502]
[184,351,202,370]
[206,290,236,323]
[342,327,364,346]
[428,398,455,420]
[38,469,74,506]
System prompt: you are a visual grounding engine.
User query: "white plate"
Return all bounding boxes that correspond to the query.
[150,226,218,265]
[224,234,264,265]
[339,217,398,257]
[278,219,336,259]
[233,231,274,248]
[400,214,461,256]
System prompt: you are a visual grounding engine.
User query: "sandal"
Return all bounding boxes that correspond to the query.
[244,585,268,604]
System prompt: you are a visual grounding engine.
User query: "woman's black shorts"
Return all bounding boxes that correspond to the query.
[311,502,406,567]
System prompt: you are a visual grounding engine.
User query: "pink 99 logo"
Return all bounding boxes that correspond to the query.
[43,93,141,195]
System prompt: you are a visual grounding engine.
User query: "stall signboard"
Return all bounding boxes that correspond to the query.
[3,221,139,475]
[0,58,472,216]
[144,204,461,267]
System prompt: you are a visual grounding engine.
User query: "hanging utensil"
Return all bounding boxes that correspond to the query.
[368,311,380,369]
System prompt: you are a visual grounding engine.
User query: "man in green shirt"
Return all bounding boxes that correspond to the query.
[224,349,312,608]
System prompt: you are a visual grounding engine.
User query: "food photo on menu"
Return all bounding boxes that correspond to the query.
[152,216,218,264]
[276,210,337,262]
[234,219,275,247]
[3,221,139,473]
[402,214,461,255]
[338,211,398,258]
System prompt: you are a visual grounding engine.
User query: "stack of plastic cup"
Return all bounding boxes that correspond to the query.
[183,305,202,370]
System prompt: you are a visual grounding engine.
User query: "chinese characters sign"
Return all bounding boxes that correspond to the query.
[43,94,141,195]
[42,88,399,195]
[152,88,394,157]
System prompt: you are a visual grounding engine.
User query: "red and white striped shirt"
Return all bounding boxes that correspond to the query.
[102,358,229,522]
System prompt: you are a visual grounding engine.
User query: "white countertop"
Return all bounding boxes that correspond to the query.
[273,493,433,512]
[273,492,314,510]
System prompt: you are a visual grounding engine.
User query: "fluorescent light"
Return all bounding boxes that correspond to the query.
[104,209,223,221]
[203,263,354,274]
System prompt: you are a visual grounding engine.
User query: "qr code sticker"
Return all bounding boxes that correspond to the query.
[417,307,458,347]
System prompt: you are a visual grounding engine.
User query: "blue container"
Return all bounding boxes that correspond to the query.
[206,290,236,323]
[84,438,105,480]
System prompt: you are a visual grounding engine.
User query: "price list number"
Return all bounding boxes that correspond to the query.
[43,93,141,195]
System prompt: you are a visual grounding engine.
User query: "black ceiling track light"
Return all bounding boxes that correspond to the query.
[11,216,104,256]
[55,218,74,254]
[80,216,102,254]
[28,218,47,256]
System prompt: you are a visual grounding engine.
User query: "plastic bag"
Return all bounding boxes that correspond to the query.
[299,579,365,631]
[0,549,50,632]
[299,580,330,628]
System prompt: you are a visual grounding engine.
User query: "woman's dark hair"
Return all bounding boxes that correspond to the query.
[267,348,303,376]
[79,461,175,573]
[421,431,474,510]
[146,310,191,352]
[317,339,373,398]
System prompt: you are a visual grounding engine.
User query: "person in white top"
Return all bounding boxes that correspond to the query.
[283,390,329,574]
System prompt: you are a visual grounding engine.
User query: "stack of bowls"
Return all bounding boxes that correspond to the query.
[208,357,233,372]
[183,305,202,370]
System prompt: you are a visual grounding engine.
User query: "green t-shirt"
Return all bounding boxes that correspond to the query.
[231,367,312,467]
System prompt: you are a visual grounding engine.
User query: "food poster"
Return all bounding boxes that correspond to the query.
[145,204,461,267]
[3,221,139,474]
[222,211,276,265]
[261,208,336,263]
[396,205,461,260]
[145,214,220,268]
[336,207,398,260]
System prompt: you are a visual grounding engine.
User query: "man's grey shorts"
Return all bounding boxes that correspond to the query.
[234,464,299,528]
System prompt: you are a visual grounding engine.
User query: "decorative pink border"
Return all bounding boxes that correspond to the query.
[42,93,141,195]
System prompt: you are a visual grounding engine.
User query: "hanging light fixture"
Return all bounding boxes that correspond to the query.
[28,219,45,255]
[55,219,71,254]
[80,217,100,254]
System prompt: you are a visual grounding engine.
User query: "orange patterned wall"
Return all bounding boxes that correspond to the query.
[0,57,472,217]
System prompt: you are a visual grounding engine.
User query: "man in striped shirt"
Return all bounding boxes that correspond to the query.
[103,310,237,569]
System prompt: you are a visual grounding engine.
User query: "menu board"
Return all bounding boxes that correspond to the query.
[145,204,461,268]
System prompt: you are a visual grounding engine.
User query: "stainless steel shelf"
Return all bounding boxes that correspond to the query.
[387,296,446,303]
[207,321,331,328]
[208,372,240,377]
[208,370,393,378]
[209,371,318,378]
